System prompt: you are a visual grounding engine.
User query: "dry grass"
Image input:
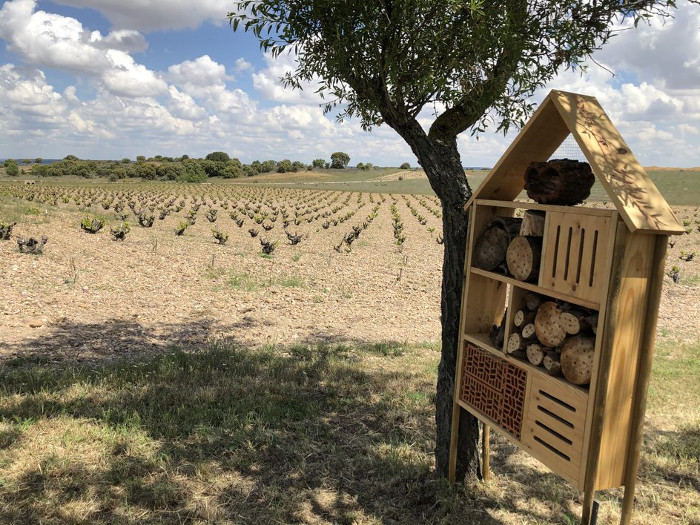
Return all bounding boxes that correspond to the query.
[0,339,697,525]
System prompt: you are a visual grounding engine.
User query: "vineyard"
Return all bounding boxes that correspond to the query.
[0,181,451,361]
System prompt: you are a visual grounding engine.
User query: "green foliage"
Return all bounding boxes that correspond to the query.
[212,228,229,245]
[330,152,350,169]
[205,151,231,162]
[175,222,188,236]
[110,221,130,241]
[5,159,19,177]
[80,215,104,234]
[400,162,411,169]
[230,1,677,137]
[0,221,16,240]
[311,158,326,169]
[277,159,293,173]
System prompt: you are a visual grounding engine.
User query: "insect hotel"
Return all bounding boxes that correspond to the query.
[448,90,684,525]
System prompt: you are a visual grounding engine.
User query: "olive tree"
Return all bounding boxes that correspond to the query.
[229,0,679,480]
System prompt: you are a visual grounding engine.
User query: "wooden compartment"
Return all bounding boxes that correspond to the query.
[521,374,589,486]
[540,211,613,304]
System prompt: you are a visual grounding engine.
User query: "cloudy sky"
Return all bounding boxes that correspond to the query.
[0,0,699,167]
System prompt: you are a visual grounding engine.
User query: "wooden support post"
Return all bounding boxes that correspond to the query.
[482,424,490,482]
[580,223,628,525]
[619,236,668,525]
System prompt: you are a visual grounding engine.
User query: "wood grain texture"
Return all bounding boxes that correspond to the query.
[594,232,656,490]
[549,90,684,235]
[620,236,669,525]
[540,212,612,304]
[467,89,684,235]
[521,374,589,488]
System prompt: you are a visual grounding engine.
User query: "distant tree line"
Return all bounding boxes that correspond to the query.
[17,151,364,182]
[2,151,405,182]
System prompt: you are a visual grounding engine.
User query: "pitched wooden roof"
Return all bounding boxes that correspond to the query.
[467,90,684,235]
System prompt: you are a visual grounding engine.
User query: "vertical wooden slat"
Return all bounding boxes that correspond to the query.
[619,236,668,525]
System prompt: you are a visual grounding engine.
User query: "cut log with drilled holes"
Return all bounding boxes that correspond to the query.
[524,158,595,205]
[561,336,596,385]
[506,236,542,281]
[521,323,537,340]
[519,210,546,237]
[513,309,535,328]
[526,343,545,366]
[560,312,583,335]
[507,332,526,354]
[543,351,562,377]
[534,301,580,348]
[473,217,522,271]
[524,293,543,312]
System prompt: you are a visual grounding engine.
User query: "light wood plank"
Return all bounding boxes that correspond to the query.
[549,90,684,235]
[620,236,668,524]
[594,233,656,490]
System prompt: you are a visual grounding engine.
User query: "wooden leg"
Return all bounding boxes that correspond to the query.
[620,484,635,525]
[482,424,490,482]
[581,489,596,525]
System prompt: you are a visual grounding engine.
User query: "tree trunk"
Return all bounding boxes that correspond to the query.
[393,124,479,480]
[382,111,480,481]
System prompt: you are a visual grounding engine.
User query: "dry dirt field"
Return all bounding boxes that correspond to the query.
[0,182,698,363]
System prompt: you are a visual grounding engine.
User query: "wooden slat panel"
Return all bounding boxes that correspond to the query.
[522,374,589,488]
[541,212,611,303]
[549,91,684,235]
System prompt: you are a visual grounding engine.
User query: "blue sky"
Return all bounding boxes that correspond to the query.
[1,0,699,167]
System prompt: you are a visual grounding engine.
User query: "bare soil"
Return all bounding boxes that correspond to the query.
[1,190,698,366]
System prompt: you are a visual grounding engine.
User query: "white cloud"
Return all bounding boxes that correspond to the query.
[0,0,109,74]
[234,57,253,73]
[1,0,698,167]
[0,0,165,99]
[0,64,66,128]
[252,51,325,104]
[167,55,229,89]
[91,29,147,53]
[101,50,168,97]
[52,0,233,32]
[168,86,207,121]
[596,1,700,91]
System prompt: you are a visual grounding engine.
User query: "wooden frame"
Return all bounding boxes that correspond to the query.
[448,90,683,525]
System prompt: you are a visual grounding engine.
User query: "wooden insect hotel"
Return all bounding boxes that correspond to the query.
[448,90,684,525]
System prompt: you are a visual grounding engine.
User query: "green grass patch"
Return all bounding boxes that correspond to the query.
[0,339,697,524]
[226,270,306,291]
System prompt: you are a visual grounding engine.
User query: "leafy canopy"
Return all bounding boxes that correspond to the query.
[229,1,677,140]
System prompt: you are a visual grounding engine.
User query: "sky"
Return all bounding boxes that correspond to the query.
[0,0,699,167]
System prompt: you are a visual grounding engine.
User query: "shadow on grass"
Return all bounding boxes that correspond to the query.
[0,319,589,524]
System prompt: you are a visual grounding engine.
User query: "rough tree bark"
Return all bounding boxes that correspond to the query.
[388,117,480,480]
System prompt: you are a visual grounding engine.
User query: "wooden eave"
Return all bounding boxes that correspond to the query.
[465,90,684,235]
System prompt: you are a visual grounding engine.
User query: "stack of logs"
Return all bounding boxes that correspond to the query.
[505,293,598,386]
